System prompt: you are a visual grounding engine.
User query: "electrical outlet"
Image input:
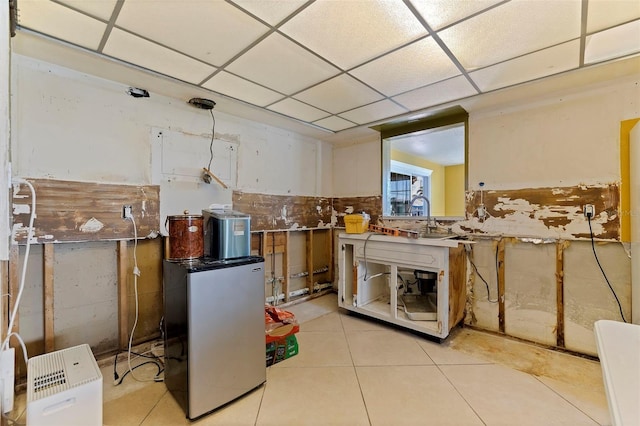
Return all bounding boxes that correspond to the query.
[584,204,595,218]
[477,205,486,219]
[122,205,133,219]
[1,348,15,413]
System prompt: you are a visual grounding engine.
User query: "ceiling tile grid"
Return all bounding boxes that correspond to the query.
[15,0,640,134]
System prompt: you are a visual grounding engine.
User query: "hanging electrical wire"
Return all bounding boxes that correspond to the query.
[207,108,216,173]
[587,216,627,323]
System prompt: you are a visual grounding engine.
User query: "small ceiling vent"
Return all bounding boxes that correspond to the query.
[188,98,216,110]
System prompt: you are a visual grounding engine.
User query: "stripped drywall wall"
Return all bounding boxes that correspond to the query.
[459,184,620,240]
[10,54,334,361]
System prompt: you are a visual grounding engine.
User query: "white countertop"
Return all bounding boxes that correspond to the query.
[338,232,470,248]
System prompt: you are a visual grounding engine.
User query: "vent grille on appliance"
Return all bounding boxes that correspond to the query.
[33,369,66,392]
[27,344,101,402]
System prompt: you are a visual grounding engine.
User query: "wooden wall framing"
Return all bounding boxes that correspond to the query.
[252,228,334,305]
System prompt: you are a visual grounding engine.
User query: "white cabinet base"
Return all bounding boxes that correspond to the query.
[338,233,467,340]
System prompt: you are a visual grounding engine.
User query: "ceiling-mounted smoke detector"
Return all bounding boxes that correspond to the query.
[188,98,216,110]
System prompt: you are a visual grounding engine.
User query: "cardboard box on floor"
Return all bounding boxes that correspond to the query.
[265,307,299,366]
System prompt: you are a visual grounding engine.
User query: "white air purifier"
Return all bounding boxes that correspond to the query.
[26,344,102,426]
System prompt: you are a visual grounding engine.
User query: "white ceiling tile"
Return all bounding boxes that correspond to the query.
[469,40,580,92]
[230,0,308,26]
[279,0,427,70]
[585,19,640,64]
[202,71,283,107]
[350,37,460,96]
[339,100,407,125]
[103,29,217,85]
[267,98,330,122]
[57,0,118,21]
[392,76,478,111]
[17,0,106,50]
[226,33,340,95]
[313,116,355,132]
[438,0,582,70]
[409,0,504,31]
[116,0,269,66]
[295,74,384,114]
[587,0,640,33]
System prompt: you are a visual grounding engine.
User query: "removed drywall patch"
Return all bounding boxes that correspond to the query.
[80,217,104,233]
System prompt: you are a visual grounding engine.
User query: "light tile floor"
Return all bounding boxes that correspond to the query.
[11,293,611,425]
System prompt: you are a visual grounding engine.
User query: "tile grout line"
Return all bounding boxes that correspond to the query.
[339,311,374,426]
[531,374,606,426]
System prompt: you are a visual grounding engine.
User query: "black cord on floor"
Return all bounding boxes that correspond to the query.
[115,361,164,386]
[588,216,627,323]
[113,349,164,385]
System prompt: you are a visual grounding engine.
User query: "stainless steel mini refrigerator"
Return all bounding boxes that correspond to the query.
[163,256,265,420]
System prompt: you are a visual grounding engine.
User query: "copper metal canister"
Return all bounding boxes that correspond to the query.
[166,213,204,260]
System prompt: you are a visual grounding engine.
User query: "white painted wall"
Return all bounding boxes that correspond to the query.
[1,4,10,261]
[468,76,640,191]
[332,138,381,197]
[11,55,331,202]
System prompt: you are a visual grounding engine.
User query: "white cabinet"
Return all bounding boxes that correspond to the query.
[338,233,467,339]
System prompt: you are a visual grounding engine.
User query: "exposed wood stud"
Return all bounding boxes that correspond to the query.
[283,231,290,303]
[117,240,129,350]
[326,230,334,284]
[556,240,569,348]
[306,230,314,294]
[497,238,506,333]
[0,259,7,342]
[43,243,55,353]
[8,245,20,377]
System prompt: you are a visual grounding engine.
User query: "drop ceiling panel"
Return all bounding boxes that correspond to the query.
[279,0,427,70]
[17,1,106,50]
[470,40,580,92]
[103,29,217,85]
[267,98,330,122]
[202,71,283,107]
[230,0,308,26]
[226,32,340,94]
[438,0,582,70]
[339,100,407,125]
[57,0,118,21]
[350,37,461,97]
[116,0,269,66]
[15,0,640,137]
[294,74,384,114]
[393,76,478,111]
[409,0,504,31]
[313,116,355,132]
[584,19,640,65]
[586,0,640,33]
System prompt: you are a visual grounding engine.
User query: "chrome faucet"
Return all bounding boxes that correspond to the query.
[408,195,433,233]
